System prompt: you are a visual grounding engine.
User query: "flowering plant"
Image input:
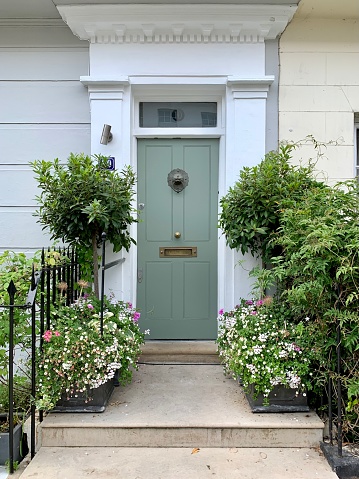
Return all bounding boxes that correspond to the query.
[36,292,146,410]
[217,298,317,403]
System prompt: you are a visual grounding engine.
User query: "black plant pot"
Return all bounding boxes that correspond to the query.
[245,384,309,413]
[52,379,115,413]
[0,415,28,465]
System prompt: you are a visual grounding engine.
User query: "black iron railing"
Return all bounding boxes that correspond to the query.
[0,245,80,473]
[0,235,123,474]
[326,319,343,457]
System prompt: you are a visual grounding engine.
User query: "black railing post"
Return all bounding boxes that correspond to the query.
[7,280,16,475]
[328,374,333,446]
[100,233,106,337]
[30,267,37,459]
[336,320,343,457]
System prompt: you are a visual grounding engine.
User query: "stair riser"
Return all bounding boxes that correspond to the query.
[139,354,220,364]
[41,427,323,448]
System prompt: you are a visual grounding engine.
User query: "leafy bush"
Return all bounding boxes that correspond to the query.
[219,142,359,443]
[0,251,38,378]
[267,180,359,443]
[31,153,137,298]
[0,376,31,415]
[219,144,323,264]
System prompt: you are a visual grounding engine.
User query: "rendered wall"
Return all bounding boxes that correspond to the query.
[0,23,90,254]
[279,4,359,182]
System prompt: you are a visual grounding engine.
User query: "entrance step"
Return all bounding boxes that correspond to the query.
[16,446,338,479]
[139,340,220,364]
[40,365,324,449]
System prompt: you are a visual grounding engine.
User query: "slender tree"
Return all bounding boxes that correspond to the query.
[31,153,137,298]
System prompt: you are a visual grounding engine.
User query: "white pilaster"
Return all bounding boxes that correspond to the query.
[80,77,129,161]
[80,77,133,302]
[223,77,274,309]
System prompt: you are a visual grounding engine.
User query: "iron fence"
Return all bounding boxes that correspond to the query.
[0,245,81,473]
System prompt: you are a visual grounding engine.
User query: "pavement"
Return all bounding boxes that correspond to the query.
[12,446,339,479]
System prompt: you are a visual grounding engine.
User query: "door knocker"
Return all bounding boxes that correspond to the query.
[167,168,189,193]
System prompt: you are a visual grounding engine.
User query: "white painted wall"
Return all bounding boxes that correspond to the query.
[0,24,90,253]
[279,3,359,182]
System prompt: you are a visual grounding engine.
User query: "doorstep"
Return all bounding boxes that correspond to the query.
[40,364,324,449]
[139,340,220,364]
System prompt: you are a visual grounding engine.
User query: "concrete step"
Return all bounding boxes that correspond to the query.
[16,446,339,479]
[40,364,324,449]
[139,340,220,364]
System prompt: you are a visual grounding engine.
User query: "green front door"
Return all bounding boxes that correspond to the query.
[137,139,219,339]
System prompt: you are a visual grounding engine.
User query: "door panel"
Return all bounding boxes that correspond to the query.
[137,139,218,339]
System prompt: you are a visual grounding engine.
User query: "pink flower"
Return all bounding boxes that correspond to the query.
[218,309,224,315]
[54,331,61,337]
[256,299,264,307]
[250,311,257,315]
[87,304,94,310]
[133,311,141,322]
[127,302,133,309]
[43,330,53,342]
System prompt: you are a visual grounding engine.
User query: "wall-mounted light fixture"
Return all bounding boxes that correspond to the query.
[100,124,113,145]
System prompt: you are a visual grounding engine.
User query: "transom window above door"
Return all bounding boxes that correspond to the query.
[139,102,217,128]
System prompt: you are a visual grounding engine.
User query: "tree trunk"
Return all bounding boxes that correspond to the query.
[92,232,99,299]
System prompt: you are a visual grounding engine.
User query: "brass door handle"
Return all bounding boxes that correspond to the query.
[174,232,181,239]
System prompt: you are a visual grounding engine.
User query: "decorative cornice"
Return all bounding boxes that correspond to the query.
[80,76,130,87]
[227,76,275,99]
[227,76,275,88]
[80,77,130,99]
[57,4,297,44]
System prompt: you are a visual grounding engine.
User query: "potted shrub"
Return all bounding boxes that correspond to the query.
[31,153,137,298]
[217,298,318,412]
[36,289,146,412]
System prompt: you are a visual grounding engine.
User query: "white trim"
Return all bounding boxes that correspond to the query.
[81,77,270,314]
[57,4,297,44]
[0,19,66,27]
[128,83,226,313]
[80,77,130,88]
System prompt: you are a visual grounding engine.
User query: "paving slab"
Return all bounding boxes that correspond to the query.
[17,446,339,479]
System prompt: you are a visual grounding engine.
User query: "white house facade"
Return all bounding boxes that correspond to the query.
[2,0,358,339]
[279,0,359,183]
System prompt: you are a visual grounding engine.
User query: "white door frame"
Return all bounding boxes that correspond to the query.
[80,75,273,315]
[130,80,225,320]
